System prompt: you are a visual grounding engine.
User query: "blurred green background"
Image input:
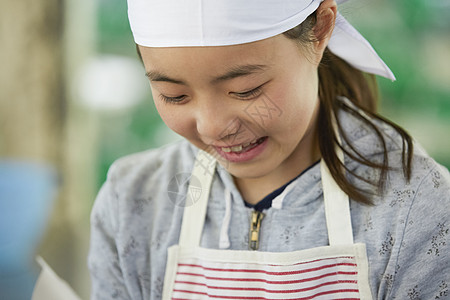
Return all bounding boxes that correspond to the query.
[0,0,449,298]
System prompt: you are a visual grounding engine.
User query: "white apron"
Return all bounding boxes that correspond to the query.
[162,150,373,300]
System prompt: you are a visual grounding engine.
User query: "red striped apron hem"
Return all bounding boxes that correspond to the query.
[172,288,361,300]
[177,262,357,275]
[176,270,357,284]
[174,279,357,293]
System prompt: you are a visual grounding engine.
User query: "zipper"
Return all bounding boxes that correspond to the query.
[249,210,265,250]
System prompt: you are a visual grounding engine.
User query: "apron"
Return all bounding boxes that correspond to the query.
[162,149,373,300]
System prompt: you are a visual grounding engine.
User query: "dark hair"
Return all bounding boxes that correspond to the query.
[284,13,413,204]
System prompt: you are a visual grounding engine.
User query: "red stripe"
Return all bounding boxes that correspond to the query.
[304,290,361,300]
[176,270,357,284]
[180,256,355,269]
[172,288,360,300]
[177,262,357,275]
[267,256,356,267]
[174,279,357,293]
[172,296,361,300]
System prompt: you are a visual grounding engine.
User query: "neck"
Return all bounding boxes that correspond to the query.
[234,125,321,205]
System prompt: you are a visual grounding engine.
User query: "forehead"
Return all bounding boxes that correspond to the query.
[138,35,298,77]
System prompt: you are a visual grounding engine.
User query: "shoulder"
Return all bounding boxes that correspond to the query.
[403,151,450,205]
[387,150,450,206]
[337,96,450,200]
[106,139,197,194]
[91,139,198,230]
[337,97,405,157]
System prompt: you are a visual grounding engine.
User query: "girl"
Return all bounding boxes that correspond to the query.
[88,0,450,299]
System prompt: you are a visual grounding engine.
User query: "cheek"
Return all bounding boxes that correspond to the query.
[152,96,195,139]
[263,75,318,133]
[267,79,314,117]
[285,65,318,111]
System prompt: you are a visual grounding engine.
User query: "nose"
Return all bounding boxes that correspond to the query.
[195,98,238,143]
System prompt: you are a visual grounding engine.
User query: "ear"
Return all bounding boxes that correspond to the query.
[313,0,337,58]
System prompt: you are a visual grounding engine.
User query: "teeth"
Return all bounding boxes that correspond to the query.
[251,138,261,144]
[220,145,243,153]
[220,138,265,153]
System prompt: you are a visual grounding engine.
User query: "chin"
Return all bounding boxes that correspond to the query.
[222,161,275,180]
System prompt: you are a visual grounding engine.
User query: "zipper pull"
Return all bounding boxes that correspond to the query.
[249,210,265,250]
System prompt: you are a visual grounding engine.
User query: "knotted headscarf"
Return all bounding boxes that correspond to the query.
[128,0,395,80]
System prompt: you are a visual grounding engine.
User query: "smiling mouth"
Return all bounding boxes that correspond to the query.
[219,137,267,154]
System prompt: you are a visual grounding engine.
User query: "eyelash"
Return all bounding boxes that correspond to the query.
[158,85,264,104]
[159,94,187,104]
[233,86,263,100]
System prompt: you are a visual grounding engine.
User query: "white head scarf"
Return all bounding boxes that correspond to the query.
[128,0,395,80]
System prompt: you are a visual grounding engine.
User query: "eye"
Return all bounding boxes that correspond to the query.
[232,85,263,100]
[159,94,187,104]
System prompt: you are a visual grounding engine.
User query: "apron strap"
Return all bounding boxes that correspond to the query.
[321,158,354,246]
[179,150,216,248]
[320,116,354,246]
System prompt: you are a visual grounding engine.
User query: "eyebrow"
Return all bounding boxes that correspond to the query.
[145,71,185,84]
[211,64,268,84]
[145,64,268,85]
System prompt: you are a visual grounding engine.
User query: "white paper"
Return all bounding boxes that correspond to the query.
[32,256,82,300]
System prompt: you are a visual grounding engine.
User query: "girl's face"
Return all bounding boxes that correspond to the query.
[139,35,323,183]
